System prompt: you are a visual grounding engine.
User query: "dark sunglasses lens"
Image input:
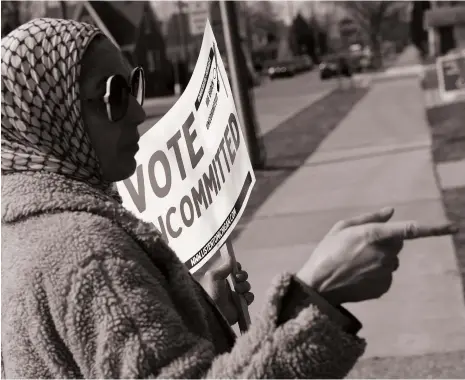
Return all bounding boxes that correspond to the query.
[108,75,129,121]
[131,68,145,106]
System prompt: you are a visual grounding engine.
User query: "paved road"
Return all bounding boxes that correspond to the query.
[138,70,336,137]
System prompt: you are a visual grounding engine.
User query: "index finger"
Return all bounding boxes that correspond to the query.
[372,221,458,241]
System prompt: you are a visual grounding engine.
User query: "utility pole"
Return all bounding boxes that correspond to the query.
[177,1,190,92]
[308,0,320,57]
[177,1,190,68]
[60,1,67,19]
[219,0,265,170]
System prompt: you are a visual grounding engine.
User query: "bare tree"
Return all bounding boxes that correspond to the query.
[247,1,277,23]
[2,1,21,36]
[245,0,281,43]
[1,0,47,35]
[338,1,405,68]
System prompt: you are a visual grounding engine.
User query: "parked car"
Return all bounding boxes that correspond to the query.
[266,60,296,79]
[319,55,340,79]
[265,56,313,79]
[319,55,354,80]
[348,45,374,72]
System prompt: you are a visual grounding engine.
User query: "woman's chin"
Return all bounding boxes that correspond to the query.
[104,158,137,183]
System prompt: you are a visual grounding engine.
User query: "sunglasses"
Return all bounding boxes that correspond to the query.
[102,67,145,122]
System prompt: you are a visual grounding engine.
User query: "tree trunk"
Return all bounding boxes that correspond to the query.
[370,33,383,69]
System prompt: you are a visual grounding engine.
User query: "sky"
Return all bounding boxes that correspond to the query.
[272,1,332,24]
[147,1,334,25]
[47,0,337,27]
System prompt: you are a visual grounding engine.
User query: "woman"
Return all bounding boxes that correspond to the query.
[1,19,456,379]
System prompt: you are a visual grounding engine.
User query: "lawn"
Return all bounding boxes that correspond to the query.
[442,186,465,295]
[421,65,439,90]
[425,91,465,309]
[426,101,465,163]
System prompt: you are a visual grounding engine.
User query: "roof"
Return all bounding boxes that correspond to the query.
[87,1,142,46]
[165,12,191,47]
[71,2,119,47]
[425,5,465,28]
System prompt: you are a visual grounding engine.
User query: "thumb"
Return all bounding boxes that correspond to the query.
[368,221,458,242]
[211,254,234,280]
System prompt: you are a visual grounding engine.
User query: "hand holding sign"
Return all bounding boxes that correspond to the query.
[118,20,256,333]
[297,207,458,306]
[198,253,254,326]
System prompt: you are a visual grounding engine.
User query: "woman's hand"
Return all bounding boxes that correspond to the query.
[297,207,457,306]
[199,257,254,326]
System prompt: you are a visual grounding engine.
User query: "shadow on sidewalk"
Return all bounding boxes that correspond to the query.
[232,87,369,241]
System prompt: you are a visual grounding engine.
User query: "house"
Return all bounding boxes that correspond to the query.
[54,1,176,98]
[164,11,202,74]
[425,1,465,56]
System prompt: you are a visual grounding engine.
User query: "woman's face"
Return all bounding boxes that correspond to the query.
[79,36,146,182]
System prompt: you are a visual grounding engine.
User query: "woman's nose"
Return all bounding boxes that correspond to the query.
[127,94,146,126]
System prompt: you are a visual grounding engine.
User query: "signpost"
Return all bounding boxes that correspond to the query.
[437,49,465,101]
[117,19,254,333]
[187,1,210,36]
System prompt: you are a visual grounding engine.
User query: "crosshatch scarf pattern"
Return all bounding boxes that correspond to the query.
[1,18,109,188]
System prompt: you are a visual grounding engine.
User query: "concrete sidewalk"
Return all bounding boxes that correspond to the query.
[356,46,426,85]
[234,77,465,360]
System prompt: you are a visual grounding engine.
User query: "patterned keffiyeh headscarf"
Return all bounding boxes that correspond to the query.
[1,18,118,195]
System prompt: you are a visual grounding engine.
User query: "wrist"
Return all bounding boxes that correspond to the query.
[296,268,319,289]
[296,268,325,297]
[291,276,362,334]
[296,270,342,306]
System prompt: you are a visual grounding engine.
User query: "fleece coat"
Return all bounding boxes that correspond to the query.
[1,171,366,378]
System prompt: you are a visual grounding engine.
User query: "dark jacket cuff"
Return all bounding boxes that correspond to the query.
[277,275,362,335]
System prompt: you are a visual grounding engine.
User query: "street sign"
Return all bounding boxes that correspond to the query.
[187,1,210,36]
[437,50,465,100]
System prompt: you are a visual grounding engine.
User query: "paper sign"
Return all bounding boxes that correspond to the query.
[437,50,465,100]
[117,20,256,273]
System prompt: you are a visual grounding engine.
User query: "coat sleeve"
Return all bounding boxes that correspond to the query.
[43,214,366,379]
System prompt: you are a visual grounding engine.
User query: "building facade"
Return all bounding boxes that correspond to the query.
[425,1,465,56]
